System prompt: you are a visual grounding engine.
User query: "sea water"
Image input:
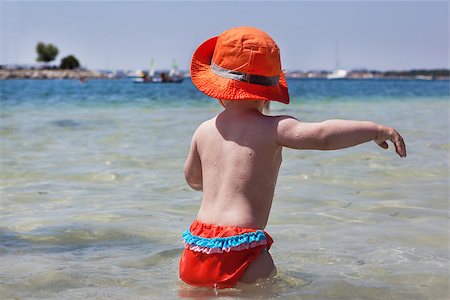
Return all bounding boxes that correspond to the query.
[0,78,448,299]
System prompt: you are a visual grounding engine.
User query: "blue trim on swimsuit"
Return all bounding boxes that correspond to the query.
[182,228,267,249]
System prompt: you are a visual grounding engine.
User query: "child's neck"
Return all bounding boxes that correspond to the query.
[221,100,264,113]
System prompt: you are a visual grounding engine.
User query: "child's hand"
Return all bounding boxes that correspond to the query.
[374,126,407,157]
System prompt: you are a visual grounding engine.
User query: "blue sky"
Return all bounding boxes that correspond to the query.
[1,1,448,71]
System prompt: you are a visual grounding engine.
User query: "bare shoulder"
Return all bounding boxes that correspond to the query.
[192,116,217,140]
[272,115,319,149]
[270,115,300,133]
[272,114,299,125]
[199,117,217,129]
[274,115,331,149]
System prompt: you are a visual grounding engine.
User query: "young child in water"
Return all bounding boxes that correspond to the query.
[179,26,406,288]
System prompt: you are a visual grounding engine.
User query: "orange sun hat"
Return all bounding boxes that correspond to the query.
[190,26,290,104]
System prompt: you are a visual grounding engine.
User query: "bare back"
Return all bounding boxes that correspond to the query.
[194,108,282,229]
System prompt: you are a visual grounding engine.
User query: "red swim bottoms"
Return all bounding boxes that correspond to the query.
[179,220,273,288]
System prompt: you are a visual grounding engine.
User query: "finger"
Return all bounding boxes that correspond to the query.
[375,140,389,149]
[393,135,407,157]
[398,138,407,157]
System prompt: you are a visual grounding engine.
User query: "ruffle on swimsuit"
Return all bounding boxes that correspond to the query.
[182,228,267,254]
[179,220,273,288]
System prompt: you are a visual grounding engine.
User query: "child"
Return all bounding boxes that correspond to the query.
[179,26,406,289]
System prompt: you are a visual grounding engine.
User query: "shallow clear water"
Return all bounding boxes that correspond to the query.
[0,79,449,299]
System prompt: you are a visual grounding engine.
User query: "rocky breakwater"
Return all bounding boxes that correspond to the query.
[0,68,111,80]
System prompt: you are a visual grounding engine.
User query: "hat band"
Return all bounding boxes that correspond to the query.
[210,61,279,87]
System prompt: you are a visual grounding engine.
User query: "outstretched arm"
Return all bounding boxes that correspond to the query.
[184,131,203,191]
[276,117,406,157]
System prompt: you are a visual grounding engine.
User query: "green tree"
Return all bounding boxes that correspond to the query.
[36,42,59,63]
[60,55,80,70]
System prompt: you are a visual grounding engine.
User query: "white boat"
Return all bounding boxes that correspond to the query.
[415,75,433,80]
[327,40,348,79]
[132,59,183,83]
[327,69,348,79]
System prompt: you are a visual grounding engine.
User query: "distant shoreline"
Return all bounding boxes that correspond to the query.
[285,69,450,80]
[0,68,110,80]
[0,67,449,80]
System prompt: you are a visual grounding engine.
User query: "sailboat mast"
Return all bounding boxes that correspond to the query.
[334,40,340,70]
[149,59,155,77]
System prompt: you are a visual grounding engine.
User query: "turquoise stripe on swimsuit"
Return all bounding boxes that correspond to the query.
[182,229,266,249]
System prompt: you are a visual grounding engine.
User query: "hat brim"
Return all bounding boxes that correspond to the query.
[190,36,290,104]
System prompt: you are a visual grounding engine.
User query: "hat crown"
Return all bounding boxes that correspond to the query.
[212,27,282,77]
